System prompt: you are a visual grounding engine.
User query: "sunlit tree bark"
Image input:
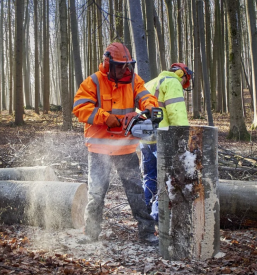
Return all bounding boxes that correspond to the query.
[227,0,250,140]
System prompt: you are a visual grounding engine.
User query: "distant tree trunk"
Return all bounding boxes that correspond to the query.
[123,0,132,54]
[115,0,123,39]
[227,0,250,141]
[8,0,13,114]
[109,0,114,42]
[96,0,103,58]
[177,0,183,62]
[198,0,213,126]
[23,0,30,109]
[69,0,83,88]
[92,4,97,72]
[153,7,166,71]
[15,0,24,125]
[59,0,72,130]
[192,0,200,118]
[87,6,92,75]
[164,0,177,64]
[0,0,4,111]
[127,0,150,82]
[205,0,212,81]
[43,0,50,113]
[246,0,257,128]
[145,0,158,78]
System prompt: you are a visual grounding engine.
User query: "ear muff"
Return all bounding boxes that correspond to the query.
[175,69,184,78]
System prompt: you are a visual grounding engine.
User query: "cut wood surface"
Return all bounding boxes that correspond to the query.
[0,166,58,181]
[0,180,87,229]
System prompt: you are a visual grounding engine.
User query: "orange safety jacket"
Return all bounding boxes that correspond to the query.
[73,63,158,155]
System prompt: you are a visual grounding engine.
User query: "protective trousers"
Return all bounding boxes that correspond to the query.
[84,151,155,240]
[140,143,157,207]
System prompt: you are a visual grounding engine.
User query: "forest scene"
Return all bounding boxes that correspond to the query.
[0,0,257,274]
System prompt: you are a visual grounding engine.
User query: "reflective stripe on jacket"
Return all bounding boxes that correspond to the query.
[141,71,189,144]
[73,64,158,155]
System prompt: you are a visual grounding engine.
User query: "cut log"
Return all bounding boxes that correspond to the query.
[0,166,58,181]
[219,179,257,228]
[0,181,87,229]
[157,126,219,261]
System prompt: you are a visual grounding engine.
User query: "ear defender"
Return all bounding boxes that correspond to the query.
[175,69,184,78]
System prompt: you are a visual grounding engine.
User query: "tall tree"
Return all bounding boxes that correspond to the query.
[8,0,13,114]
[127,0,150,82]
[226,0,250,140]
[0,0,4,111]
[15,0,24,125]
[34,0,39,114]
[165,0,177,64]
[198,0,213,126]
[145,0,158,78]
[69,0,83,88]
[59,0,72,130]
[246,0,257,128]
[43,0,50,113]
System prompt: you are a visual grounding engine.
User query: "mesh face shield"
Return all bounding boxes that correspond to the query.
[108,59,136,84]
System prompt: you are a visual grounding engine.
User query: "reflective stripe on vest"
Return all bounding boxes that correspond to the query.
[73,98,96,108]
[155,76,184,107]
[86,137,139,146]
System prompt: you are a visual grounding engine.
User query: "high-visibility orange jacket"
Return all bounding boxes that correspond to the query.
[73,63,158,155]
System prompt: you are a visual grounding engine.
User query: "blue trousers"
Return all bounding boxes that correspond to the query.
[139,143,157,207]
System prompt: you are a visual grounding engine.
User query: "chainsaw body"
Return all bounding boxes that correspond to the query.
[108,107,163,141]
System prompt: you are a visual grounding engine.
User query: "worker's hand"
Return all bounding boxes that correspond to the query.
[145,105,154,115]
[106,114,121,128]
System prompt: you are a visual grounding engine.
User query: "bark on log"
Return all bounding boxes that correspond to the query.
[157,126,219,261]
[0,181,87,229]
[0,166,58,181]
[219,179,257,228]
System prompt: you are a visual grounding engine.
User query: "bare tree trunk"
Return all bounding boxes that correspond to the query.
[127,0,150,82]
[145,0,158,78]
[198,0,214,126]
[227,0,250,141]
[177,0,183,61]
[0,0,4,111]
[43,0,50,113]
[164,0,177,64]
[59,0,72,130]
[69,0,83,88]
[15,0,24,125]
[96,0,103,58]
[192,0,200,118]
[109,0,114,42]
[246,0,257,128]
[123,0,132,54]
[153,7,166,71]
[8,0,13,114]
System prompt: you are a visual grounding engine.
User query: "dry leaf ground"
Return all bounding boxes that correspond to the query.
[0,109,257,274]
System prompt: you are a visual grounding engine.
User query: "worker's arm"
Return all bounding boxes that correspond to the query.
[73,76,110,125]
[161,78,189,126]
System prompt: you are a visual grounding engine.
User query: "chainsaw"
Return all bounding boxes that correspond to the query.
[108,107,163,141]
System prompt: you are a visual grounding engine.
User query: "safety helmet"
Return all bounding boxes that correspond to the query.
[103,42,136,84]
[170,63,194,89]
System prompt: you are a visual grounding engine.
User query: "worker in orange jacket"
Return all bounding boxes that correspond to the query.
[73,42,159,244]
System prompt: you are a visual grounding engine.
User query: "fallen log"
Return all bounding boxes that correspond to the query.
[0,166,58,181]
[0,180,87,229]
[219,179,257,229]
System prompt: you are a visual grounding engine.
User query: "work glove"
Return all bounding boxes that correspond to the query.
[106,114,121,128]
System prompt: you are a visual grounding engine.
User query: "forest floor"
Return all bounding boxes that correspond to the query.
[0,108,257,275]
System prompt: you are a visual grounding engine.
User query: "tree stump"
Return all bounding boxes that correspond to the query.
[157,126,219,260]
[0,181,87,229]
[0,166,58,181]
[219,179,257,228]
